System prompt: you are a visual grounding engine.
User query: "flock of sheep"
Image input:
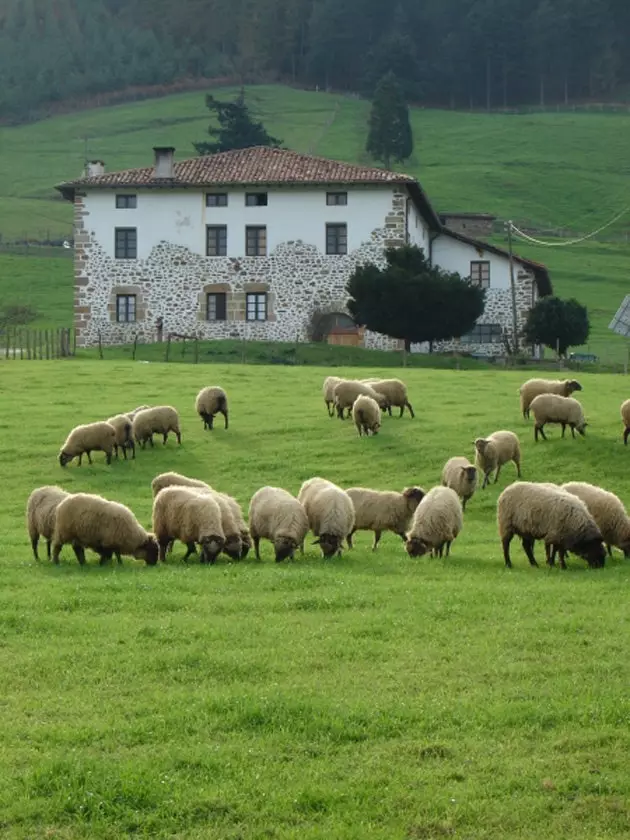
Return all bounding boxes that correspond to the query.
[23,374,630,572]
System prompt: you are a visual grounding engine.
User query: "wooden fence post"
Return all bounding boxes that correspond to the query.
[72,327,77,356]
[38,330,43,360]
[194,336,199,364]
[165,334,171,362]
[45,330,50,360]
[5,327,11,360]
[98,331,103,360]
[26,330,31,360]
[181,338,187,359]
[132,334,138,361]
[20,330,24,360]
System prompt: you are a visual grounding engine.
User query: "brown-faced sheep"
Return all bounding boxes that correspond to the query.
[352,394,381,436]
[151,471,211,498]
[474,430,521,489]
[441,456,478,510]
[195,386,229,430]
[345,486,425,549]
[132,406,181,448]
[297,477,355,557]
[562,481,630,558]
[26,486,71,560]
[405,486,463,558]
[152,486,225,564]
[367,378,414,418]
[323,376,343,417]
[107,414,135,460]
[621,399,630,445]
[519,378,582,419]
[248,486,309,561]
[59,421,116,467]
[529,394,587,442]
[333,380,389,419]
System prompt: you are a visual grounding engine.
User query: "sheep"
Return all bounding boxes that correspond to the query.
[107,413,135,460]
[345,486,425,550]
[126,405,151,421]
[561,481,630,558]
[621,399,630,445]
[195,386,228,430]
[26,486,72,561]
[297,477,355,557]
[529,394,587,442]
[323,376,343,417]
[352,394,381,436]
[405,486,463,558]
[151,471,211,498]
[474,430,521,489]
[59,421,116,467]
[333,380,389,419]
[52,492,158,566]
[366,378,414,418]
[519,378,582,419]
[132,406,181,448]
[441,456,478,510]
[248,486,309,561]
[152,486,224,564]
[214,491,250,559]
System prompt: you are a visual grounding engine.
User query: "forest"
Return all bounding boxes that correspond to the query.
[2,0,630,121]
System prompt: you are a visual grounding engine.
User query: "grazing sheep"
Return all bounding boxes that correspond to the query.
[345,486,425,549]
[107,414,135,460]
[214,491,250,559]
[405,486,463,558]
[562,481,630,558]
[132,406,181,448]
[333,380,389,419]
[126,405,151,421]
[151,471,211,498]
[59,421,116,467]
[297,477,355,557]
[621,399,630,445]
[26,486,71,561]
[441,456,478,510]
[352,394,381,436]
[195,386,229,430]
[323,376,343,417]
[52,492,158,566]
[367,379,414,418]
[529,394,587,442]
[248,486,309,561]
[519,378,582,419]
[474,430,521,489]
[497,482,605,569]
[152,486,225,564]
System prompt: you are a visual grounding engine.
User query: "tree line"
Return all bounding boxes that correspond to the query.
[2,0,630,121]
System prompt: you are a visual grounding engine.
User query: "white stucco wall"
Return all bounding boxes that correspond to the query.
[406,200,429,250]
[432,233,515,290]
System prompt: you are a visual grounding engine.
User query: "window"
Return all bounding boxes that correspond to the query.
[462,324,503,344]
[206,225,227,256]
[206,293,227,321]
[206,193,228,207]
[470,261,490,288]
[246,292,267,321]
[115,227,137,259]
[116,294,136,323]
[245,192,268,207]
[246,226,267,256]
[116,194,137,209]
[326,223,347,255]
[326,192,347,206]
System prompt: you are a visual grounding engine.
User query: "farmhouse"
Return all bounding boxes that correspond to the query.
[56,146,551,353]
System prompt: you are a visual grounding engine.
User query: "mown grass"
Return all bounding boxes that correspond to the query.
[0,360,629,838]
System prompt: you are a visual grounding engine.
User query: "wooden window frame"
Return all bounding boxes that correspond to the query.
[206,292,227,321]
[116,294,136,323]
[470,260,490,289]
[206,193,228,207]
[326,223,348,255]
[115,194,137,209]
[246,292,267,321]
[245,192,268,207]
[246,226,267,257]
[115,227,137,259]
[326,192,347,206]
[206,225,227,256]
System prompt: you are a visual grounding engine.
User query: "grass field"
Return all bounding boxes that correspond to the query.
[1,360,629,838]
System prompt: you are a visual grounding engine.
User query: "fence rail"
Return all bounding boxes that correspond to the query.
[0,327,75,359]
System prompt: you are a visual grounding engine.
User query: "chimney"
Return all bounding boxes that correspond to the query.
[153,146,175,179]
[85,160,105,177]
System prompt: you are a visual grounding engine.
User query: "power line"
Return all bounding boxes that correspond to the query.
[509,206,630,247]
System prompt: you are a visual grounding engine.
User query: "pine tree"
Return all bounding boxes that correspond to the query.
[194,90,282,155]
[365,71,413,170]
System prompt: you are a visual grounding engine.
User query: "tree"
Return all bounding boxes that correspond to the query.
[522,296,590,357]
[347,245,486,352]
[365,71,413,169]
[194,90,282,155]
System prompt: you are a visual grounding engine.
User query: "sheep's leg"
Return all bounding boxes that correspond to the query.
[223,410,228,430]
[561,423,567,438]
[182,542,196,562]
[557,547,568,570]
[386,406,392,417]
[445,541,452,557]
[176,429,182,445]
[46,539,52,561]
[149,436,154,448]
[162,432,168,445]
[406,401,415,419]
[52,542,63,564]
[31,536,39,561]
[157,539,169,563]
[462,497,467,512]
[521,536,538,567]
[372,530,381,550]
[77,453,83,466]
[113,444,119,459]
[115,551,123,564]
[535,424,547,442]
[502,534,513,568]
[347,531,354,549]
[494,464,502,484]
[624,426,630,445]
[72,543,86,565]
[545,543,554,566]
[570,424,576,439]
[514,458,522,478]
[105,450,112,465]
[86,451,93,464]
[99,549,114,566]
[253,536,261,560]
[606,543,613,557]
[399,405,404,418]
[482,470,491,490]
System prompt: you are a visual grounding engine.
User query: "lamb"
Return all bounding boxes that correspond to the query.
[345,486,425,550]
[529,394,587,442]
[52,492,158,566]
[248,486,309,561]
[323,376,343,417]
[333,380,389,419]
[352,394,381,436]
[151,471,211,498]
[297,477,355,557]
[474,430,521,489]
[59,421,117,467]
[365,378,414,418]
[132,406,182,448]
[561,481,630,558]
[621,399,630,445]
[496,482,605,569]
[152,486,224,564]
[441,456,478,510]
[26,486,72,560]
[195,386,229,430]
[405,486,463,558]
[106,414,135,460]
[519,378,582,419]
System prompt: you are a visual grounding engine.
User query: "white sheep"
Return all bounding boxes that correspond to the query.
[125,405,151,421]
[496,481,605,569]
[333,380,388,419]
[621,399,630,445]
[474,430,521,489]
[562,481,630,558]
[212,490,249,560]
[151,471,211,498]
[248,486,309,561]
[152,486,225,564]
[195,386,229,430]
[59,421,117,467]
[323,376,343,417]
[529,394,587,442]
[352,394,381,436]
[366,378,414,418]
[297,477,355,557]
[132,406,182,448]
[405,486,463,558]
[107,413,135,460]
[52,492,158,566]
[26,486,71,561]
[441,456,478,510]
[519,378,582,419]
[345,486,425,549]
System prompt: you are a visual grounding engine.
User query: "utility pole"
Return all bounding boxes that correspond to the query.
[506,220,518,354]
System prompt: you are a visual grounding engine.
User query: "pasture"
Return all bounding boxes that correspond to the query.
[0,360,629,839]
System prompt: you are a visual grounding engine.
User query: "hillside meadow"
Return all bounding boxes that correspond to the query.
[0,360,629,839]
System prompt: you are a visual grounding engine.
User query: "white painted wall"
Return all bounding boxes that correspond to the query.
[406,199,429,251]
[432,233,514,290]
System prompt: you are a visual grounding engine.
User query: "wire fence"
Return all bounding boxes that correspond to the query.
[0,326,75,359]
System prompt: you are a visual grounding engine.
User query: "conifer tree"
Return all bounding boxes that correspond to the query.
[365,71,413,169]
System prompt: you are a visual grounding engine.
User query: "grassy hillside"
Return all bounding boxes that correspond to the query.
[1,360,630,838]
